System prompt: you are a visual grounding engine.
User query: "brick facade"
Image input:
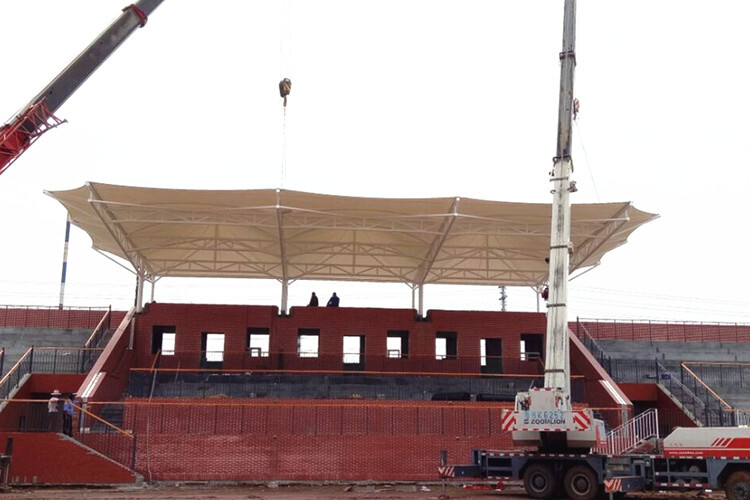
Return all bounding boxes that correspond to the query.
[0,432,137,484]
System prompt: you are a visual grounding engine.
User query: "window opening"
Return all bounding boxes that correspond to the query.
[386,330,409,358]
[161,333,176,356]
[152,325,176,355]
[481,338,503,374]
[344,335,365,365]
[204,333,225,362]
[298,329,319,358]
[520,333,544,361]
[435,331,457,360]
[247,327,270,357]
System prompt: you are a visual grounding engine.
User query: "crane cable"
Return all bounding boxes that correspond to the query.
[571,99,602,202]
[279,0,292,188]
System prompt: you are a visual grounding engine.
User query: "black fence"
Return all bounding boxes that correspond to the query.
[30,347,103,374]
[128,371,587,403]
[0,347,103,401]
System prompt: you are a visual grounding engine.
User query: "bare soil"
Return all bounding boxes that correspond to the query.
[0,484,727,500]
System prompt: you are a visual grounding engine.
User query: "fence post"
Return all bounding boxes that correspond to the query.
[131,435,137,470]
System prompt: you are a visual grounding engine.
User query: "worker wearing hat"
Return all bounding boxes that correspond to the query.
[48,389,63,433]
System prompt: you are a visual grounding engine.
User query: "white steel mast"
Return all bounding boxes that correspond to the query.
[544,0,577,399]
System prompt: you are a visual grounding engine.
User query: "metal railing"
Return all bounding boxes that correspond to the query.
[677,362,737,427]
[0,347,103,401]
[683,362,750,392]
[736,410,750,426]
[0,348,33,400]
[82,308,112,372]
[83,307,111,350]
[656,361,719,427]
[595,408,659,455]
[576,320,612,372]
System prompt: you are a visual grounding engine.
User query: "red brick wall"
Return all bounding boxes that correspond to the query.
[132,303,547,375]
[137,433,511,482]
[0,432,136,484]
[577,320,750,343]
[619,383,658,402]
[0,307,116,330]
[123,398,517,481]
[655,386,698,432]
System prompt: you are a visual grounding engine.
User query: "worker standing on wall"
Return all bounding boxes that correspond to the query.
[326,293,340,307]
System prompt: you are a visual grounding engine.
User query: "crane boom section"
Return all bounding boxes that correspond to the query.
[0,0,165,176]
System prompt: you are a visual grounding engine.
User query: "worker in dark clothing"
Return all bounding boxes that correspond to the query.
[63,393,78,437]
[308,292,319,307]
[326,293,340,307]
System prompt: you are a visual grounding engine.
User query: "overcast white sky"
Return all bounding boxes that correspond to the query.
[1,1,748,322]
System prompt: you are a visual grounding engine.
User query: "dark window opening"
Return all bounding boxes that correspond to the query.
[481,338,503,374]
[152,325,176,355]
[436,331,457,360]
[247,327,270,357]
[298,328,320,358]
[521,333,544,361]
[387,330,409,358]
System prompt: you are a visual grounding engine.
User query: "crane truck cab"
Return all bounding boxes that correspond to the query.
[505,388,605,451]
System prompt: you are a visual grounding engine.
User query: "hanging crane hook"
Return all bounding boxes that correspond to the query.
[279,78,292,107]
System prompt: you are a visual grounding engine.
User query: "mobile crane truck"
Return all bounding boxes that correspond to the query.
[439,1,750,499]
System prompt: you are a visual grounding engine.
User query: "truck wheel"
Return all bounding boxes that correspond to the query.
[726,471,750,500]
[523,463,558,499]
[564,464,600,500]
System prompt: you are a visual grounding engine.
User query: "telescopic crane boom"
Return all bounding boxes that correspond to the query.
[503,0,605,451]
[0,1,165,176]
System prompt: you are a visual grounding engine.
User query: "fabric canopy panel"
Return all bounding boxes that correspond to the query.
[45,183,658,287]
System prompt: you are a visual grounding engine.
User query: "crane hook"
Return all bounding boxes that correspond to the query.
[279,78,292,107]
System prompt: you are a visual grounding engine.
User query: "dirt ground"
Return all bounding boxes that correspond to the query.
[0,484,727,500]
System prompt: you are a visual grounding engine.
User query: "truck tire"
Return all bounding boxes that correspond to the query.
[523,463,558,499]
[726,471,750,500]
[563,464,600,500]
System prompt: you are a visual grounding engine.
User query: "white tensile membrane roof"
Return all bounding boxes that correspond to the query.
[45,182,657,292]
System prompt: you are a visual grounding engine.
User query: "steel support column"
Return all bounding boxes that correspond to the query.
[135,268,145,313]
[281,280,289,314]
